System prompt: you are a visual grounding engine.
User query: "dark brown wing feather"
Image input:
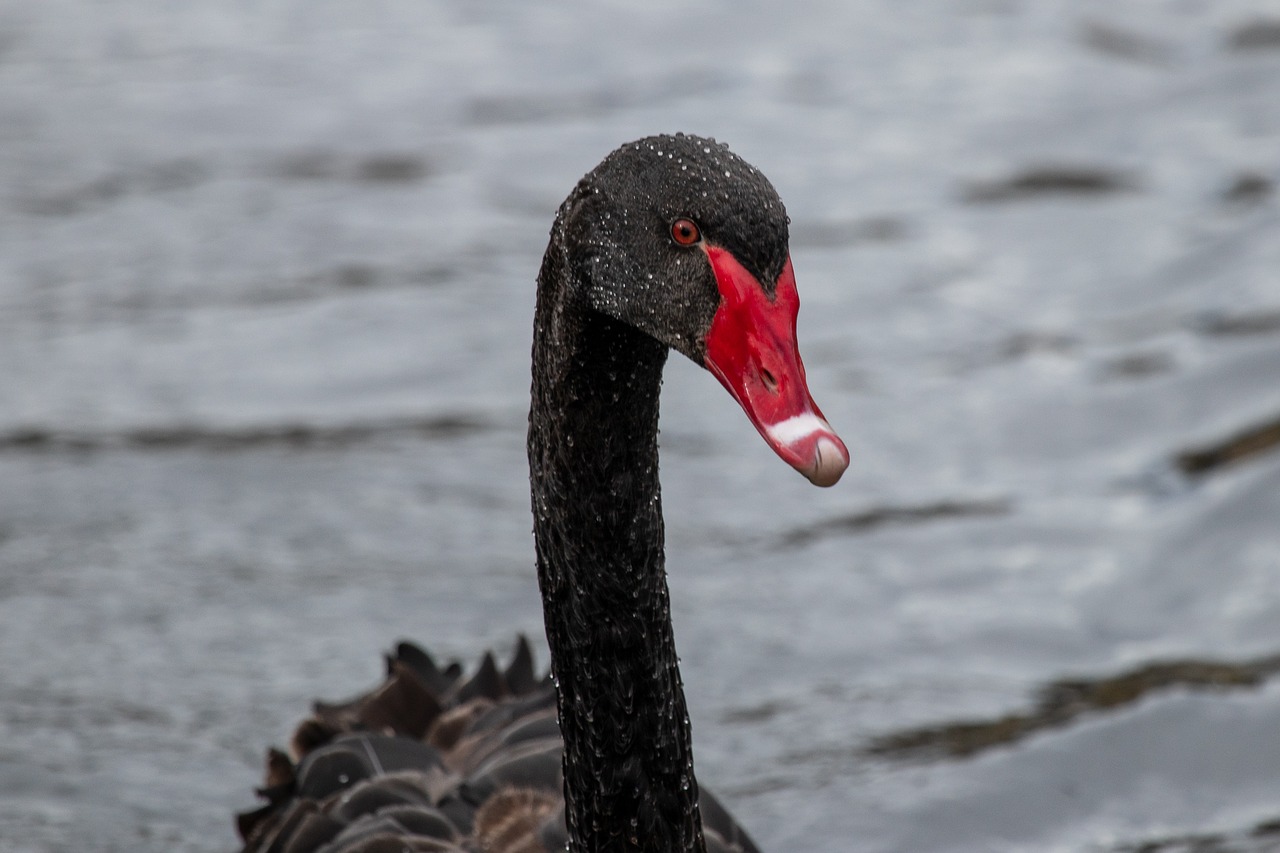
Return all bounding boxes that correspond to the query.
[238,638,762,853]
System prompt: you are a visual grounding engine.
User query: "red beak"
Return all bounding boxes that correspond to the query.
[702,246,849,487]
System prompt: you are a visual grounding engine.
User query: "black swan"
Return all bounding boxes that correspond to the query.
[238,134,848,853]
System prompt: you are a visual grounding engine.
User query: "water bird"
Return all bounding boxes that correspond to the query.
[238,133,848,853]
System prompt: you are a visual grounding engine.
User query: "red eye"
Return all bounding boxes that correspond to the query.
[670,218,701,246]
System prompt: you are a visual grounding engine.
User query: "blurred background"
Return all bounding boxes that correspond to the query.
[2,2,1280,851]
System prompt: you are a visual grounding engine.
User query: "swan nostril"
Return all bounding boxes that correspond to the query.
[760,368,778,393]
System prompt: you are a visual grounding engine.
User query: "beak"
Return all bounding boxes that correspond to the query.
[702,246,849,487]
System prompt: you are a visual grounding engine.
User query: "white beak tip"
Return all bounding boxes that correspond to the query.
[804,436,849,487]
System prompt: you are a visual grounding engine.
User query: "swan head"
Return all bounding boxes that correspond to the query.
[556,133,849,487]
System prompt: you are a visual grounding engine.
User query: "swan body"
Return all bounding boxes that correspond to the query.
[238,134,847,853]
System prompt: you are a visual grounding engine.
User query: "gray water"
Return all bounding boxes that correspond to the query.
[3,2,1280,851]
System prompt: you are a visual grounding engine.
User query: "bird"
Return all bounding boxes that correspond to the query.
[237,133,849,853]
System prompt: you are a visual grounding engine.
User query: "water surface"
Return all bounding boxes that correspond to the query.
[2,2,1280,851]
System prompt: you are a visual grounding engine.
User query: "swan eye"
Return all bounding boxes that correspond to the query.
[670,218,701,246]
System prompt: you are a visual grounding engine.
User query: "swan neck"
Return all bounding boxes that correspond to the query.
[528,270,707,853]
